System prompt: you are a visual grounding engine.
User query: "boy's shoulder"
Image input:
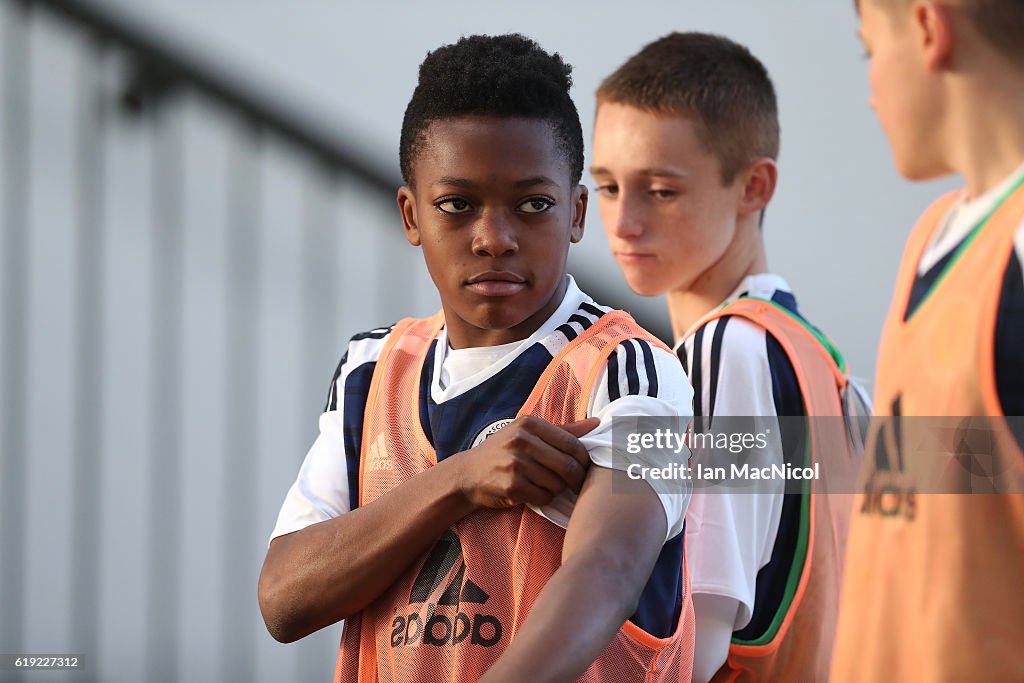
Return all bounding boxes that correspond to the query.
[676,282,810,417]
[322,324,397,412]
[678,275,801,355]
[344,324,398,362]
[678,311,779,379]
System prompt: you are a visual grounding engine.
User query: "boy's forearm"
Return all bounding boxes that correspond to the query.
[481,466,668,683]
[258,456,476,643]
[479,552,643,683]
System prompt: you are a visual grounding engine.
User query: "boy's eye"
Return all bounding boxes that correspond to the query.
[518,198,554,214]
[651,188,678,199]
[593,184,618,198]
[437,198,472,214]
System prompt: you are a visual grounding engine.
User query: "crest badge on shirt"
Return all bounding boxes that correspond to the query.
[471,418,516,449]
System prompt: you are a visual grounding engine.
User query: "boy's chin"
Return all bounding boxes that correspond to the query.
[622,273,670,298]
[892,149,951,183]
[452,301,533,333]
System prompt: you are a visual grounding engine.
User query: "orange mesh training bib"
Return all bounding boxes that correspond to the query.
[688,298,860,683]
[832,185,1024,683]
[334,310,696,683]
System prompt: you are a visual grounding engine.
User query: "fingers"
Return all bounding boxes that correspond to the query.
[515,458,567,505]
[504,425,588,494]
[459,416,599,508]
[526,416,596,472]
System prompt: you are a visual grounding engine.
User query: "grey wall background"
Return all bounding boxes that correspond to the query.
[1,1,958,681]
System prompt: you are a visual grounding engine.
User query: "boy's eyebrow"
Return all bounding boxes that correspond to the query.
[434,176,478,188]
[589,165,688,179]
[514,175,559,189]
[432,175,560,189]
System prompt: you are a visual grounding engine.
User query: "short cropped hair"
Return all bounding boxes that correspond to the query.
[597,32,780,184]
[866,0,1024,65]
[399,34,584,186]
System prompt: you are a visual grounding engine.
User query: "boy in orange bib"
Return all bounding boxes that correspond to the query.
[832,2,1024,681]
[592,33,866,682]
[258,35,697,682]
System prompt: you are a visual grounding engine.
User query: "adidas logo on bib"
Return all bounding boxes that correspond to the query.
[390,530,503,648]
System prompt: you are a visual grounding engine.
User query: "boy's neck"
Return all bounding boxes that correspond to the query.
[946,65,1024,198]
[665,222,769,341]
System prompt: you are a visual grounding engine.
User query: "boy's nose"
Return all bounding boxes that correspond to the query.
[472,212,519,257]
[609,196,644,239]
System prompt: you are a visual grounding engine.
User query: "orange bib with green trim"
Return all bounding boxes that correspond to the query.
[831,184,1024,683]
[688,298,860,683]
[333,309,696,683]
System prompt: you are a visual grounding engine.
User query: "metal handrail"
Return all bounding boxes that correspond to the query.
[26,0,401,193]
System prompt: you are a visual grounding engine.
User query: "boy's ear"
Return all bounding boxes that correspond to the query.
[916,1,954,71]
[397,186,421,246]
[570,184,588,244]
[737,158,778,218]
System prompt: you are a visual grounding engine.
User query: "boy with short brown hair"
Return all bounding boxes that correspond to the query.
[593,32,865,682]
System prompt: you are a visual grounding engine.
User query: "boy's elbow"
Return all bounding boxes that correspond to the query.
[258,568,305,643]
[258,583,287,643]
[264,617,299,644]
[269,624,305,645]
[258,563,354,643]
[259,594,307,644]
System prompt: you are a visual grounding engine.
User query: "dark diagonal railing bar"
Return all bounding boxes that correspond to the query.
[26,0,401,195]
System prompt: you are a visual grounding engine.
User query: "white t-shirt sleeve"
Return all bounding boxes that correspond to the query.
[682,316,785,631]
[268,331,392,545]
[530,340,694,542]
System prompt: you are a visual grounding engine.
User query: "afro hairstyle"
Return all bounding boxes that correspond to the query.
[399,34,584,186]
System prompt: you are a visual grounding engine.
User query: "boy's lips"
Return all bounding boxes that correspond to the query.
[614,251,657,264]
[465,271,527,297]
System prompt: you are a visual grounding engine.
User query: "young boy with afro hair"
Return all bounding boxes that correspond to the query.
[258,34,698,683]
